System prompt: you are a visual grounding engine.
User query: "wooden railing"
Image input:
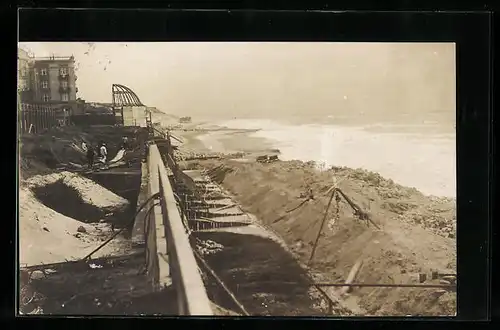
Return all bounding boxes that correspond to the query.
[145,143,213,315]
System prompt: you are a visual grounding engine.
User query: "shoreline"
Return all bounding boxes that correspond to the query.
[171,121,456,200]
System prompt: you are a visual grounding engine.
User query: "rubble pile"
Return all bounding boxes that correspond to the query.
[195,239,224,256]
[329,166,456,239]
[330,166,419,199]
[174,150,246,162]
[397,200,456,239]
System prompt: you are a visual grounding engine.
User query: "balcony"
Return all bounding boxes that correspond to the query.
[59,86,71,93]
[58,73,70,80]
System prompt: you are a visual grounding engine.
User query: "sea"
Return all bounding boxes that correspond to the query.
[196,112,456,198]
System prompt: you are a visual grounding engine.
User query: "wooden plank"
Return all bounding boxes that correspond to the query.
[340,259,364,295]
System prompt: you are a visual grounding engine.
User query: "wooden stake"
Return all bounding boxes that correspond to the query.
[340,259,364,295]
[308,189,336,266]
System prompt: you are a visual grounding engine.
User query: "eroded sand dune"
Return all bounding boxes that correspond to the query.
[19,186,124,266]
[199,159,456,316]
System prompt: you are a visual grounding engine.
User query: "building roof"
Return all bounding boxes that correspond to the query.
[34,55,75,62]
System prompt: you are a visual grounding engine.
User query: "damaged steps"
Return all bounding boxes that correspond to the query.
[176,170,253,233]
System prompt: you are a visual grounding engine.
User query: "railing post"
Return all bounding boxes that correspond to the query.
[24,104,28,133]
[157,165,169,259]
[20,104,24,133]
[35,105,40,133]
[28,104,33,133]
[43,106,47,130]
[34,104,38,133]
[25,105,29,133]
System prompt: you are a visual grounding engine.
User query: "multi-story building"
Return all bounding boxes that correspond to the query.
[17,48,34,102]
[32,55,78,118]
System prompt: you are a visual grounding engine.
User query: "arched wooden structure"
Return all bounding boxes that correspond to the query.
[112,84,145,125]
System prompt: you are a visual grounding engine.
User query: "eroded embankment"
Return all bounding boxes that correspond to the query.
[167,168,325,316]
[20,171,132,267]
[197,159,457,316]
[19,170,147,314]
[19,126,150,315]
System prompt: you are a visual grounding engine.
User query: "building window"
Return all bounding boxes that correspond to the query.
[61,81,68,88]
[40,68,47,76]
[43,94,50,102]
[62,93,69,101]
[41,81,48,89]
[60,67,68,76]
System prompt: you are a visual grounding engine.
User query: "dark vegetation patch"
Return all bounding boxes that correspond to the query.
[20,254,178,315]
[194,231,323,316]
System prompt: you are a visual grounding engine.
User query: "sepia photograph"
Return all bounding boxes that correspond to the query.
[17,42,456,317]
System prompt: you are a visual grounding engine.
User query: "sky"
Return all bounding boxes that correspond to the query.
[18,42,456,122]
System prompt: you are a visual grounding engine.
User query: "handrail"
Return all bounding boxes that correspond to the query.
[149,144,213,315]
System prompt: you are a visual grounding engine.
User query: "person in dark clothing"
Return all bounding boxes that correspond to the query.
[86,145,95,169]
[142,142,149,162]
[122,136,129,150]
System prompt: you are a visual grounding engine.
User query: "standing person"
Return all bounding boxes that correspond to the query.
[122,136,129,150]
[99,142,108,164]
[86,144,95,169]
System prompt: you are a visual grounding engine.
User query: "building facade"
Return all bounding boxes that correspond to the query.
[32,56,78,115]
[17,49,80,118]
[17,48,34,102]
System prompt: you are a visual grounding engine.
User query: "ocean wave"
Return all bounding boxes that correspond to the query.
[216,119,456,197]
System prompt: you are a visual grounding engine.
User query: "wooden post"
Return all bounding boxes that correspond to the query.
[46,106,50,129]
[25,104,28,132]
[40,106,44,130]
[340,259,364,295]
[37,105,41,133]
[42,106,47,130]
[32,105,37,134]
[48,106,51,129]
[24,104,29,133]
[35,105,40,133]
[39,105,43,132]
[27,105,32,133]
[308,189,336,266]
[20,104,25,133]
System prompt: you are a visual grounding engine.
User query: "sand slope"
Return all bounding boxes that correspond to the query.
[19,187,94,266]
[25,171,128,210]
[201,159,456,316]
[19,171,130,267]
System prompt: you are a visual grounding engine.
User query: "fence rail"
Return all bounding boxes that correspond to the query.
[18,103,59,134]
[146,143,213,315]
